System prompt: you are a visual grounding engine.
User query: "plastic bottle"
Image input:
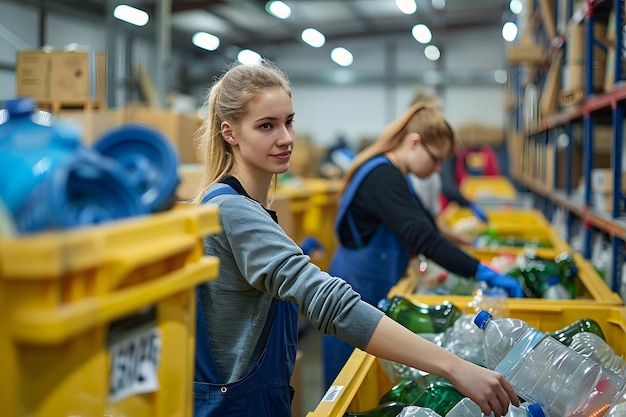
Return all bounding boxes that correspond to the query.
[378,295,462,334]
[541,275,571,300]
[344,401,409,417]
[445,398,545,417]
[377,375,464,416]
[474,310,626,417]
[379,375,447,405]
[397,406,442,417]
[570,332,626,376]
[545,317,606,346]
[443,314,485,366]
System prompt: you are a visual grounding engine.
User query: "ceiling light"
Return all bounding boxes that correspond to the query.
[509,0,523,15]
[265,1,291,19]
[424,45,440,61]
[301,28,326,48]
[113,4,149,26]
[502,22,518,42]
[412,24,432,44]
[238,49,263,65]
[494,69,508,84]
[396,0,417,14]
[331,47,353,67]
[431,0,445,9]
[192,32,220,51]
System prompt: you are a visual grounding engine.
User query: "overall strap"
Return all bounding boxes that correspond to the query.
[336,155,391,247]
[201,183,238,204]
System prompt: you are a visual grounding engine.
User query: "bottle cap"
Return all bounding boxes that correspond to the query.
[93,123,180,213]
[473,310,492,329]
[377,297,390,312]
[547,275,560,286]
[6,97,35,117]
[527,403,545,417]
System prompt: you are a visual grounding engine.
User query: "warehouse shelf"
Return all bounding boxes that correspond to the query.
[509,0,626,294]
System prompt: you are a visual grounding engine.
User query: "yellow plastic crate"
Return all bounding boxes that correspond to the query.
[463,224,571,252]
[0,204,221,417]
[439,205,550,236]
[460,175,518,201]
[398,250,623,306]
[308,304,626,417]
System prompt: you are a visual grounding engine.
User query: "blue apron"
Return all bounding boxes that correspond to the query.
[323,156,415,388]
[195,184,299,417]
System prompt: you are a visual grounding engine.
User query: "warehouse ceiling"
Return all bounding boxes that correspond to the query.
[13,0,512,54]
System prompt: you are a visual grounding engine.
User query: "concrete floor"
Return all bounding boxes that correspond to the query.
[296,324,326,416]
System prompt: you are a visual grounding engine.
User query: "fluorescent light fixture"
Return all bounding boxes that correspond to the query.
[238,49,262,65]
[502,22,518,42]
[396,0,417,14]
[113,4,149,26]
[331,47,353,67]
[265,1,291,19]
[424,45,440,61]
[412,24,432,44]
[494,69,508,84]
[192,32,220,51]
[509,0,523,15]
[301,28,325,48]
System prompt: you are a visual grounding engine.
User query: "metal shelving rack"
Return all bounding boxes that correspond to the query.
[511,0,626,293]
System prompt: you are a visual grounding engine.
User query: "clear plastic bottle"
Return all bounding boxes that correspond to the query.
[398,406,442,417]
[542,275,571,300]
[570,332,626,376]
[474,310,626,417]
[445,398,545,417]
[443,314,485,366]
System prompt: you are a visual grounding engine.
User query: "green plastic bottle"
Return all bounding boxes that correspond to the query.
[344,401,409,417]
[412,380,465,416]
[378,375,445,405]
[546,318,606,346]
[505,253,575,298]
[378,295,462,333]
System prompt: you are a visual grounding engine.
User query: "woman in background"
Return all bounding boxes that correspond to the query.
[323,103,524,388]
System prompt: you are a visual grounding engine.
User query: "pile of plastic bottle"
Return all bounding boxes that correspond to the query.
[0,97,180,236]
[362,294,626,417]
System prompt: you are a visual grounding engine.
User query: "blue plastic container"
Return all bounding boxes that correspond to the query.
[15,150,147,233]
[93,123,180,213]
[0,97,82,215]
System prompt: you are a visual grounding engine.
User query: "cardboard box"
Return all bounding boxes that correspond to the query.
[456,123,503,146]
[506,41,544,65]
[123,105,202,164]
[56,109,122,145]
[16,49,106,105]
[176,164,204,202]
[291,350,304,417]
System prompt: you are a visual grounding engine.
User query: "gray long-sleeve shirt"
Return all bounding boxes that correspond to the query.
[199,180,384,384]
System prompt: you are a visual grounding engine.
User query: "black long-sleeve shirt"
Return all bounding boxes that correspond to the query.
[338,163,479,278]
[440,156,471,207]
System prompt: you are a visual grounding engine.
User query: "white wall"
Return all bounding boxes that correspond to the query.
[0,1,509,150]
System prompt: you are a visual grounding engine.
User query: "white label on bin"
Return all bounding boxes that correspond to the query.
[109,326,162,403]
[321,385,344,402]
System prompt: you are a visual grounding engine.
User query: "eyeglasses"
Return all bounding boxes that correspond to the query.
[422,142,444,165]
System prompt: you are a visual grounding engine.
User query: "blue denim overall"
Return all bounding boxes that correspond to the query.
[323,156,415,388]
[194,184,299,416]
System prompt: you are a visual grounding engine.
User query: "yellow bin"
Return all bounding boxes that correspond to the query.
[397,250,623,306]
[308,304,626,417]
[0,204,221,417]
[460,175,518,201]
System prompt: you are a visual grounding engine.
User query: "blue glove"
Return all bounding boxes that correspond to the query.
[476,263,525,298]
[470,202,488,223]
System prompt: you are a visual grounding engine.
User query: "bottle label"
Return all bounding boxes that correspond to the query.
[494,329,546,378]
